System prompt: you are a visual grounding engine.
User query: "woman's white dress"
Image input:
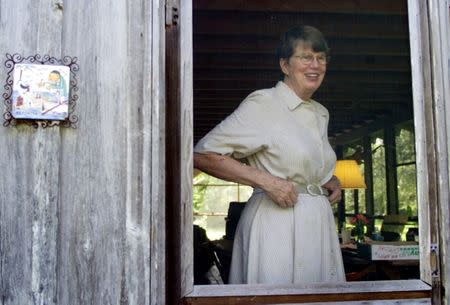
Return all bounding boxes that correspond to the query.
[194,81,346,284]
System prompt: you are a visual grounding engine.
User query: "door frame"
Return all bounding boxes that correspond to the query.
[165,0,450,304]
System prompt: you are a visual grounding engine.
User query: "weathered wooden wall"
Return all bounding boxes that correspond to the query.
[0,1,165,304]
[428,1,450,304]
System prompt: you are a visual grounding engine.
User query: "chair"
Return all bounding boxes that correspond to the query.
[380,215,409,241]
[341,248,376,281]
[225,201,246,240]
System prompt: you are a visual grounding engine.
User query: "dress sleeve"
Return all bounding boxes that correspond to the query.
[194,92,269,160]
[312,101,337,186]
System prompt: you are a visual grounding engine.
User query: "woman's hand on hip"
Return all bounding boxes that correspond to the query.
[262,176,298,208]
[322,175,342,204]
[193,152,298,207]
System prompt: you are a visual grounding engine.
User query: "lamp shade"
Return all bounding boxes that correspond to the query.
[334,160,366,189]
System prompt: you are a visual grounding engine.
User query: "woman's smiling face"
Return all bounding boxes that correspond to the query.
[279,41,327,101]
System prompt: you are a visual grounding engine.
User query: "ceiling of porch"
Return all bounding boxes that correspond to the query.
[192,0,412,146]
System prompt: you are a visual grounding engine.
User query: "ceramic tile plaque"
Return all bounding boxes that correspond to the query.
[11,63,70,120]
[3,54,79,128]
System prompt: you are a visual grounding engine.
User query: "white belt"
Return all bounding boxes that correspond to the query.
[253,183,329,197]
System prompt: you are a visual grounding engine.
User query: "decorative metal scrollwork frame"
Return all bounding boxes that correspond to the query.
[3,53,79,128]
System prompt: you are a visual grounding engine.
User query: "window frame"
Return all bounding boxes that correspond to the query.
[395,121,418,217]
[166,0,449,303]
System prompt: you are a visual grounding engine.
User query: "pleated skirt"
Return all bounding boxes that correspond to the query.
[229,191,346,284]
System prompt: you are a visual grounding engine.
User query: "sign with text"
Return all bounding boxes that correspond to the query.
[370,242,419,261]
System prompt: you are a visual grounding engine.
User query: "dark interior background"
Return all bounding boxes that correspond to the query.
[193,0,412,146]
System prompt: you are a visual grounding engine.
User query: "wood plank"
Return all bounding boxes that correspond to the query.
[193,99,413,139]
[194,90,413,101]
[150,1,166,305]
[57,1,157,304]
[184,280,430,305]
[194,11,409,39]
[427,1,450,304]
[194,0,407,15]
[166,11,183,305]
[194,80,411,94]
[193,98,411,113]
[29,128,61,305]
[194,35,410,56]
[262,299,431,305]
[384,122,399,215]
[363,136,375,233]
[166,0,194,303]
[332,119,397,146]
[58,2,130,302]
[194,103,411,114]
[124,1,165,305]
[30,1,63,302]
[194,70,412,84]
[195,54,412,72]
[186,298,431,305]
[0,1,62,304]
[194,98,411,106]
[407,2,437,300]
[180,0,194,299]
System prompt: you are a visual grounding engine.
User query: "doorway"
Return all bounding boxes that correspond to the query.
[191,0,418,284]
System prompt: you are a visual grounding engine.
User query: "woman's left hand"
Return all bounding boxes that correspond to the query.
[322,175,342,204]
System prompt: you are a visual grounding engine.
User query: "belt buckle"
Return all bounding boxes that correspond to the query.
[306,184,324,196]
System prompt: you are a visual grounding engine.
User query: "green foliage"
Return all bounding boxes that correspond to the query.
[343,121,418,218]
[193,172,210,213]
[395,123,417,216]
[396,123,416,164]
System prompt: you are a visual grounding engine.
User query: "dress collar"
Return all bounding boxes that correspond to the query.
[275,81,309,111]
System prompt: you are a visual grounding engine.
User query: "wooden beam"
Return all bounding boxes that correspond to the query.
[166,16,182,305]
[331,117,399,145]
[166,0,194,302]
[384,121,399,215]
[193,106,410,117]
[407,0,435,288]
[194,89,413,101]
[194,11,409,39]
[363,136,375,232]
[194,70,411,84]
[194,35,410,56]
[195,54,412,72]
[0,1,63,304]
[194,79,412,93]
[428,0,450,303]
[194,98,412,107]
[183,280,430,305]
[194,0,407,15]
[149,3,166,305]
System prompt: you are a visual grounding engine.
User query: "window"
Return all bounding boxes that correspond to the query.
[193,172,252,240]
[340,126,418,231]
[171,0,439,303]
[395,122,417,217]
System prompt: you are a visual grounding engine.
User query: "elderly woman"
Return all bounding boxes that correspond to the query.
[194,25,346,284]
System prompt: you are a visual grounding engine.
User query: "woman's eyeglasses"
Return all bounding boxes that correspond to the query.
[292,53,329,65]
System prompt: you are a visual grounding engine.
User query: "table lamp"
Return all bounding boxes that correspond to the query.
[334,160,366,189]
[334,159,367,240]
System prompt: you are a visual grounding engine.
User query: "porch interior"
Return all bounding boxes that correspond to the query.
[192,0,418,284]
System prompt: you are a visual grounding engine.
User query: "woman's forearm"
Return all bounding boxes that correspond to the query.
[193,152,298,207]
[193,152,270,189]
